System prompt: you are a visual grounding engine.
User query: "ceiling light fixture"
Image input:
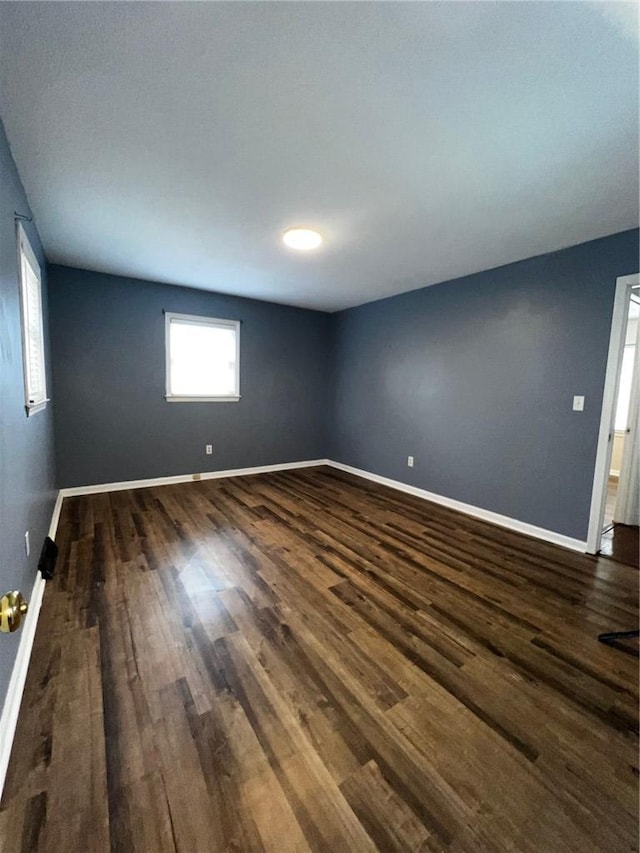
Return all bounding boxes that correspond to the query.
[282,228,322,251]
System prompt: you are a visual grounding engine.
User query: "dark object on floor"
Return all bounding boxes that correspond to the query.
[38,536,58,580]
[597,628,640,656]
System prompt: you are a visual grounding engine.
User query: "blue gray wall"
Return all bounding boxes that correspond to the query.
[48,266,332,488]
[0,120,56,716]
[330,229,640,542]
[49,230,639,543]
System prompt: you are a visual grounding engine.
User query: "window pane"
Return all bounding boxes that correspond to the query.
[24,261,44,398]
[20,241,46,408]
[169,320,237,396]
[615,344,635,431]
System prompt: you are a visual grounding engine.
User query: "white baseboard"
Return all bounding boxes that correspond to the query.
[59,459,329,498]
[0,489,63,801]
[326,461,588,553]
[60,456,588,551]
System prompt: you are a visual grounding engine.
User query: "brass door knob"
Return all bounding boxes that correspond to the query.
[0,591,29,633]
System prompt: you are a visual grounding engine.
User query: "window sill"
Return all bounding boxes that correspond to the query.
[165,395,241,403]
[26,400,49,417]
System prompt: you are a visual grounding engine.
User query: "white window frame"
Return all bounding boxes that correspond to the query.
[17,222,48,416]
[164,311,241,402]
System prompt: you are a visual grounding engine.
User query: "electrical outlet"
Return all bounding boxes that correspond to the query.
[407,456,414,468]
[205,444,213,455]
[25,531,30,557]
[572,395,585,412]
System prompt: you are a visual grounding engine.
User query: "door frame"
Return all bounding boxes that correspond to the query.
[586,273,640,553]
[614,302,640,525]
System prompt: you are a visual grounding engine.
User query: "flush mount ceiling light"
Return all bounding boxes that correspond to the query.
[282,228,322,251]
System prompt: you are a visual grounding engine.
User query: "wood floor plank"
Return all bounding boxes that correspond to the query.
[340,760,432,852]
[1,466,637,852]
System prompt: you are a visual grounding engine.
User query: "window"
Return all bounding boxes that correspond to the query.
[165,312,240,401]
[17,223,48,416]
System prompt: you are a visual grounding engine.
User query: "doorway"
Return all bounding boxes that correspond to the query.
[587,274,640,562]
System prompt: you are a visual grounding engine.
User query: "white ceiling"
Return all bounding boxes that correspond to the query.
[0,2,638,312]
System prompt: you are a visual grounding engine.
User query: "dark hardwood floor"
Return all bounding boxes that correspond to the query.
[1,466,638,852]
[600,524,640,569]
[601,476,639,568]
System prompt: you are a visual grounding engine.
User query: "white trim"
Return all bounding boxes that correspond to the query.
[165,395,241,403]
[25,399,51,418]
[165,311,240,401]
[586,273,639,553]
[326,461,587,553]
[16,222,48,416]
[59,459,329,497]
[615,273,640,289]
[614,312,640,525]
[0,490,63,801]
[57,457,588,552]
